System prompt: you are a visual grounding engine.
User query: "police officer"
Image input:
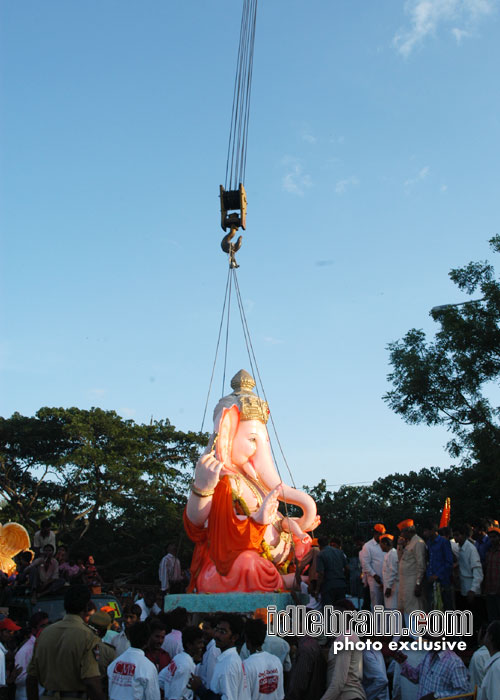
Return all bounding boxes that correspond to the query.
[87,612,116,686]
[26,585,105,700]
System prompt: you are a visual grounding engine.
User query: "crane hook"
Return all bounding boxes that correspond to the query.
[221,226,242,268]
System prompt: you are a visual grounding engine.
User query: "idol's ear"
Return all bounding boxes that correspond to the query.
[215,405,240,467]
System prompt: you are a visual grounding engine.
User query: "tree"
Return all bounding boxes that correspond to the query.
[0,407,207,579]
[384,236,500,470]
[303,463,496,552]
[305,470,454,548]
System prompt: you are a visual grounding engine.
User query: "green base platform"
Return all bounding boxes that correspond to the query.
[163,592,308,613]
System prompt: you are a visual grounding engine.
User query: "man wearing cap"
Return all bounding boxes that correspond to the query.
[484,526,500,622]
[100,607,120,645]
[359,525,386,609]
[26,584,105,700]
[0,617,22,695]
[397,519,426,623]
[380,535,399,611]
[88,612,117,684]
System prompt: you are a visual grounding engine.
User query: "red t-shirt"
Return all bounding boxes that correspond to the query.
[145,648,171,672]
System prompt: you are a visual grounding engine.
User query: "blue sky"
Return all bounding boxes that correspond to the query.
[2,0,499,491]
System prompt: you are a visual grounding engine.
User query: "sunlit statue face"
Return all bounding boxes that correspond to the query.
[230,419,267,468]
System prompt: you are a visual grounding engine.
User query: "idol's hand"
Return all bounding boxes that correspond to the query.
[281,516,305,538]
[193,452,223,492]
[304,514,321,532]
[253,484,282,525]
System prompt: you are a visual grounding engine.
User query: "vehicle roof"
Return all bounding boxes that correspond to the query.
[8,592,123,625]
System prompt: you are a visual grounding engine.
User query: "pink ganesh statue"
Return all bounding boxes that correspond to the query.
[184,369,319,593]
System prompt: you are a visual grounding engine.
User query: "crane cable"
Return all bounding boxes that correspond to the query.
[233,271,297,490]
[199,267,303,560]
[200,267,297,491]
[225,0,258,191]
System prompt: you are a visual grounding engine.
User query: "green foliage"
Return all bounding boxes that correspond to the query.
[306,462,498,553]
[0,407,207,580]
[384,237,500,468]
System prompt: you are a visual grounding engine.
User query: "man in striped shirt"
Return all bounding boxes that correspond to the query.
[396,643,469,699]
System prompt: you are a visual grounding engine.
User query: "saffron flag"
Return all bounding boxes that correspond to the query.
[439,497,451,528]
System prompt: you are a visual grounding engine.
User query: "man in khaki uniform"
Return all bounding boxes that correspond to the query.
[26,585,105,700]
[397,518,427,624]
[88,612,116,686]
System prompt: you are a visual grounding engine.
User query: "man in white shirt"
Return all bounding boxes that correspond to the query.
[469,624,490,692]
[159,543,183,594]
[107,622,160,700]
[162,608,188,660]
[136,590,161,621]
[479,621,500,700]
[111,604,142,656]
[380,534,399,610]
[240,615,291,674]
[242,619,284,700]
[359,524,386,608]
[198,617,221,687]
[33,519,56,555]
[189,614,250,700]
[159,625,204,700]
[14,612,49,700]
[362,647,389,700]
[454,524,484,603]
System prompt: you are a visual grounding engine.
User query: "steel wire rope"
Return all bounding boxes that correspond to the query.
[225,0,258,190]
[226,16,246,189]
[200,267,232,434]
[240,4,257,184]
[232,270,302,558]
[233,7,249,188]
[233,271,297,488]
[222,269,234,395]
[232,0,250,187]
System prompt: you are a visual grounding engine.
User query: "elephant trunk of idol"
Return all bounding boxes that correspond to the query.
[250,436,317,533]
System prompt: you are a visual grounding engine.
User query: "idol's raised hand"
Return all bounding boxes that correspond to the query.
[252,484,282,525]
[193,452,223,492]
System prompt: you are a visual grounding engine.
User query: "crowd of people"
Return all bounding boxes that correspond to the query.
[2,521,105,605]
[353,517,500,628]
[0,518,499,699]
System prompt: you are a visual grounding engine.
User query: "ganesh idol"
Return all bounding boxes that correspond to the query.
[184,369,319,593]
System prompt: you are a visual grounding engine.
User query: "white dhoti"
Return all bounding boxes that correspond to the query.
[367,574,384,608]
[384,584,399,610]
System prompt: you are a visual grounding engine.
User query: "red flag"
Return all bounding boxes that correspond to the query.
[439,497,451,528]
